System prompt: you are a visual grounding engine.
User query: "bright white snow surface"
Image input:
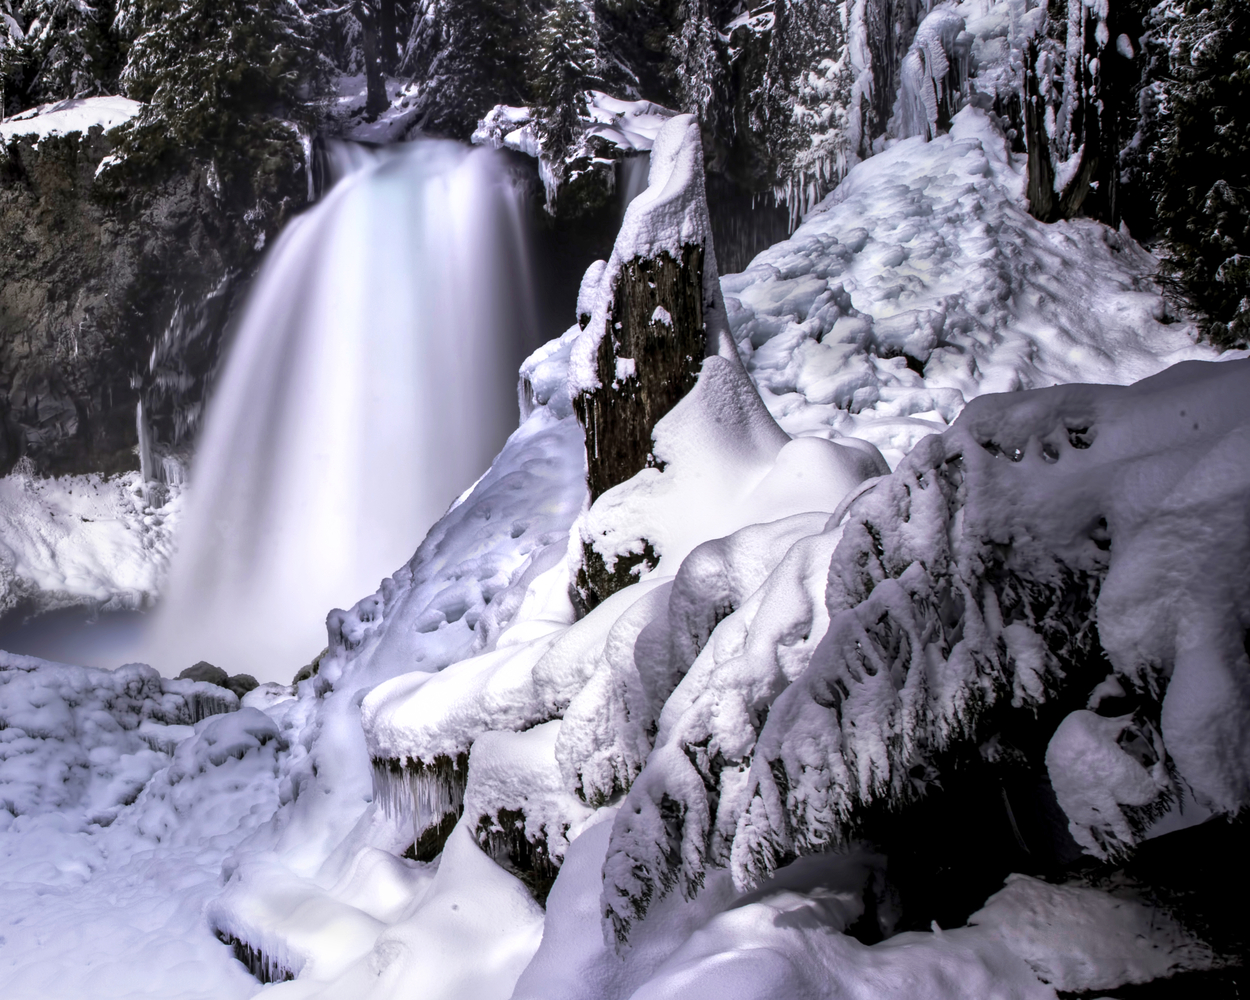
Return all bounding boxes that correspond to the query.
[0,95,143,143]
[473,92,677,161]
[0,466,179,621]
[0,103,1241,999]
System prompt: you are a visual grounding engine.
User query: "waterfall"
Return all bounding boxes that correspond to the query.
[146,140,538,683]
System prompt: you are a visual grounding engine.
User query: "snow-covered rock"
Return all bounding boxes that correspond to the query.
[0,96,142,144]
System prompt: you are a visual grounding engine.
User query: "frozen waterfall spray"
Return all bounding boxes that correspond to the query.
[148,141,537,682]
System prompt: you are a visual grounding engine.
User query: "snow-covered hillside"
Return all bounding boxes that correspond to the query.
[1,99,1246,1000]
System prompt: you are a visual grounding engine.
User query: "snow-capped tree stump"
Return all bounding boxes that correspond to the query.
[572,246,707,608]
[567,114,736,612]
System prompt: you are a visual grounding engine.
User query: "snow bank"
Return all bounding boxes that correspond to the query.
[602,358,1250,936]
[0,96,142,144]
[0,467,179,619]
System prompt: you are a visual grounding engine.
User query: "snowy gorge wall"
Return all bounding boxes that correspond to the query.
[2,8,1250,1000]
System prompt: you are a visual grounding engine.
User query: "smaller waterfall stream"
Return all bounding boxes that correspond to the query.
[147,141,537,682]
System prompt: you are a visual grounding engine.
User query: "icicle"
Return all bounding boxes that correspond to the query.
[894,8,971,141]
[372,752,469,844]
[214,930,296,984]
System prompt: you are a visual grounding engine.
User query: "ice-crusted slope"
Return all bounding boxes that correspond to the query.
[0,100,1241,1000]
[731,108,1214,466]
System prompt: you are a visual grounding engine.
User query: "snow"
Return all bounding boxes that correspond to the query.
[0,651,286,999]
[0,96,143,144]
[1045,710,1172,858]
[600,359,1250,926]
[0,467,179,621]
[728,106,1228,467]
[583,92,678,153]
[968,873,1214,991]
[472,92,677,161]
[576,354,886,583]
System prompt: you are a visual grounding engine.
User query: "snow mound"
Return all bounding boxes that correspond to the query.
[601,358,1250,938]
[0,651,246,828]
[576,352,886,584]
[0,95,143,143]
[0,467,179,618]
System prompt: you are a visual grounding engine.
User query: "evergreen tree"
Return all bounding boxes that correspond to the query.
[401,0,538,138]
[671,0,714,117]
[591,0,682,107]
[532,0,598,159]
[0,0,123,114]
[352,0,388,119]
[0,0,22,115]
[1148,0,1250,345]
[113,0,331,188]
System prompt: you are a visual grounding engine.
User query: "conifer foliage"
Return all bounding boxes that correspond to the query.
[1147,0,1250,346]
[0,0,122,115]
[402,0,538,137]
[111,0,330,193]
[532,0,598,160]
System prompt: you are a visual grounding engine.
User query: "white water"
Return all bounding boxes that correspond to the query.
[146,140,537,682]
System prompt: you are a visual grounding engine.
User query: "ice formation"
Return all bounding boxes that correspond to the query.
[729,107,1216,467]
[895,8,972,141]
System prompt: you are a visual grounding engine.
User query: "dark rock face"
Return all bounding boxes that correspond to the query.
[0,125,300,476]
[178,661,230,687]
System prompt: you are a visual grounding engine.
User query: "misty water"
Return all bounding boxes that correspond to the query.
[141,140,541,682]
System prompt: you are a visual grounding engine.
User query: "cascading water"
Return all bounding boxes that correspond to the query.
[146,140,538,682]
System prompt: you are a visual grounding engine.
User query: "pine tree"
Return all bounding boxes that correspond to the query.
[352,0,388,119]
[0,0,22,115]
[1148,0,1250,346]
[401,0,538,138]
[532,0,598,160]
[0,0,123,115]
[591,0,682,107]
[114,0,331,187]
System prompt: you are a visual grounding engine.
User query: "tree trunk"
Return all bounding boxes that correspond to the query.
[354,1,389,120]
[572,244,708,609]
[378,0,397,74]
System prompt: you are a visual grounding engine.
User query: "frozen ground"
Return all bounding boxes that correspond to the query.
[0,465,178,627]
[0,91,1244,1000]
